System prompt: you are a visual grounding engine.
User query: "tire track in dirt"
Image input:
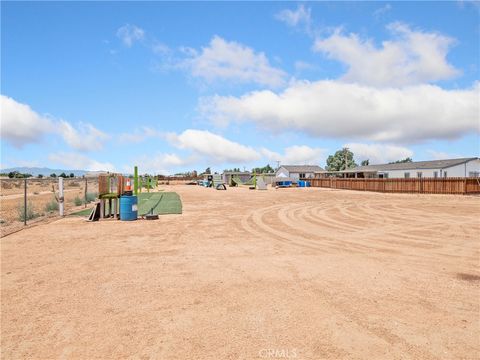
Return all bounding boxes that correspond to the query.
[241,203,361,254]
[240,199,480,266]
[342,201,480,258]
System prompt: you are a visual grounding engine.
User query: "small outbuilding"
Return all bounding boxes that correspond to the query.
[276,165,323,181]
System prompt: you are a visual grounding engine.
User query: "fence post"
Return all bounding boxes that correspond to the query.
[464,177,467,195]
[24,178,27,226]
[59,177,64,216]
[84,177,87,208]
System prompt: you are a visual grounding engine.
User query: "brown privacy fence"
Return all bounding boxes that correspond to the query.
[309,177,480,195]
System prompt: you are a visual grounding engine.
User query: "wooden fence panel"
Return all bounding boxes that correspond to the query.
[309,177,480,195]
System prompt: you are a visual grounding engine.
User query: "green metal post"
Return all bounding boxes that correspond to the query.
[134,166,138,195]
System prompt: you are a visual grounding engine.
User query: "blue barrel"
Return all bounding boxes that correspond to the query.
[120,195,138,221]
[306,181,311,187]
[298,180,305,187]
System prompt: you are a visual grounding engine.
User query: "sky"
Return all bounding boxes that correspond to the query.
[1,1,479,174]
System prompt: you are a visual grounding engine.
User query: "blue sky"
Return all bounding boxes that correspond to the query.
[1,1,479,174]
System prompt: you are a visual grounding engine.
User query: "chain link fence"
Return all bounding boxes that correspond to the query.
[0,177,99,236]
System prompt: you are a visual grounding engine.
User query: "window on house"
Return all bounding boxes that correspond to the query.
[469,171,480,178]
[299,173,306,178]
[444,171,448,178]
[434,171,438,178]
[417,172,422,178]
[404,172,410,179]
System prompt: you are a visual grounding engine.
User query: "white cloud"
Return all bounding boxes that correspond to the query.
[151,41,171,55]
[200,80,479,143]
[167,129,260,164]
[275,5,312,32]
[345,143,413,164]
[0,95,54,147]
[135,152,195,175]
[426,149,464,160]
[116,24,145,47]
[261,145,325,165]
[373,4,392,19]
[0,95,111,152]
[118,127,163,143]
[313,22,460,87]
[294,60,316,72]
[57,120,109,151]
[181,36,287,87]
[48,152,115,172]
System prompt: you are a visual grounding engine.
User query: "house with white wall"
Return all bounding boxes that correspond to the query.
[276,165,323,180]
[319,157,480,179]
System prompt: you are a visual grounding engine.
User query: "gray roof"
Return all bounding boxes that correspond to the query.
[280,165,324,173]
[222,171,251,175]
[344,157,478,173]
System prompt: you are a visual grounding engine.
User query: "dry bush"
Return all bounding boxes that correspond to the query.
[1,182,13,190]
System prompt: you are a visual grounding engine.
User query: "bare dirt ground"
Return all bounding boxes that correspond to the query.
[1,185,479,359]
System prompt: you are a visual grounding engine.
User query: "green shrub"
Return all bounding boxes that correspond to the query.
[73,196,83,206]
[85,192,97,203]
[17,201,39,221]
[44,199,59,213]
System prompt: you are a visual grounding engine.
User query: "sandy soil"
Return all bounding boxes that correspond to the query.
[1,185,479,359]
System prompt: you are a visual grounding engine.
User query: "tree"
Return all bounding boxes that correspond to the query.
[326,148,357,171]
[389,157,413,164]
[37,174,44,178]
[224,167,243,173]
[50,173,57,178]
[252,164,275,174]
[8,171,31,178]
[204,167,211,174]
[69,173,75,178]
[361,159,370,166]
[59,172,67,178]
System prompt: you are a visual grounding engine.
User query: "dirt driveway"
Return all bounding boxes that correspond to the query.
[1,185,479,359]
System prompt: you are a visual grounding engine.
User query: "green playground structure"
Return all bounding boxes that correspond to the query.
[231,175,255,186]
[231,173,268,189]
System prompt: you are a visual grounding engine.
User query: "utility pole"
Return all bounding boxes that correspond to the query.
[276,160,280,170]
[344,148,349,169]
[344,147,349,178]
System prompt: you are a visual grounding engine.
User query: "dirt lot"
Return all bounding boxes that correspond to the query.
[1,185,479,359]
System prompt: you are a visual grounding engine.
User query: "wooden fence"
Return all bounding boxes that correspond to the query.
[308,177,480,195]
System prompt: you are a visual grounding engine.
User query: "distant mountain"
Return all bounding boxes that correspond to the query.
[0,167,90,177]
